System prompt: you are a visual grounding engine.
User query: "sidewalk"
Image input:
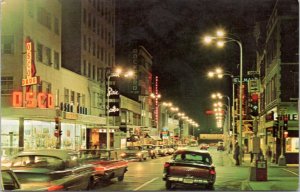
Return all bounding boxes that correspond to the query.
[227,153,299,191]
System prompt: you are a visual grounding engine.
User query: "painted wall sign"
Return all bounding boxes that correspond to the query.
[12,91,54,108]
[22,38,40,87]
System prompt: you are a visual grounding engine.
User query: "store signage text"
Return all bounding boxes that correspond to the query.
[12,91,54,108]
[107,86,119,97]
[22,38,40,86]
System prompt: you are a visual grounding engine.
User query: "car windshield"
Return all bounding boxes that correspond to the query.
[80,150,110,160]
[11,155,64,171]
[173,152,212,165]
[127,146,141,150]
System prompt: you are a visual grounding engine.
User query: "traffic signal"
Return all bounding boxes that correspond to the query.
[273,119,279,137]
[54,117,60,137]
[283,116,288,130]
[249,93,259,116]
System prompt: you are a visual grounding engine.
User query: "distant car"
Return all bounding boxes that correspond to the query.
[1,166,21,190]
[10,149,95,191]
[141,144,157,159]
[165,145,175,155]
[176,144,188,150]
[79,149,128,183]
[154,145,168,156]
[200,143,209,150]
[163,149,216,189]
[120,146,148,161]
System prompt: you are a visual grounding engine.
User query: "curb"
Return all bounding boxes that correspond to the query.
[241,180,253,191]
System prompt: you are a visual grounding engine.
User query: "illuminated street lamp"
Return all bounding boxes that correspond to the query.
[204,29,243,164]
[106,68,134,150]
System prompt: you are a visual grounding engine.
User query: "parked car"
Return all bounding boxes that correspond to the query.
[154,145,168,156]
[1,166,21,190]
[217,142,225,151]
[79,149,128,184]
[120,146,148,161]
[200,143,209,150]
[10,149,95,191]
[177,144,188,150]
[141,144,157,159]
[163,149,216,190]
[165,145,175,155]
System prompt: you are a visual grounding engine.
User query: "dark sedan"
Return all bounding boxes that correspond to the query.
[1,166,21,190]
[10,149,95,191]
[163,149,216,190]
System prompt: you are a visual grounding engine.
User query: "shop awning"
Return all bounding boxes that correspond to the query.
[150,135,162,141]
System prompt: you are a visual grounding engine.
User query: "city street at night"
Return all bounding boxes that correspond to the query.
[0,0,299,191]
[94,147,299,191]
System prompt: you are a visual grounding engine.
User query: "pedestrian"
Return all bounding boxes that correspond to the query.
[258,148,264,160]
[250,151,254,163]
[229,142,233,154]
[266,146,272,161]
[234,143,240,166]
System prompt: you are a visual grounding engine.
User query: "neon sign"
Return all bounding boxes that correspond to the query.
[12,91,54,108]
[22,38,40,86]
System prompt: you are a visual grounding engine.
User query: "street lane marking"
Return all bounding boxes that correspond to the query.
[133,177,159,191]
[282,168,299,176]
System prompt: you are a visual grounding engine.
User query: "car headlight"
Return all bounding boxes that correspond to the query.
[136,153,142,156]
[120,153,126,157]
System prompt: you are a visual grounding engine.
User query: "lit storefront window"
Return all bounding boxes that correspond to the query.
[286,137,299,153]
[1,119,19,156]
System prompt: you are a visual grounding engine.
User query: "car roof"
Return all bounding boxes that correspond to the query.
[1,166,11,171]
[175,149,211,155]
[15,149,78,160]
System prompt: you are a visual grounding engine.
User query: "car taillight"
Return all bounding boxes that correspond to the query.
[209,169,216,175]
[164,162,170,168]
[47,185,64,191]
[95,166,105,172]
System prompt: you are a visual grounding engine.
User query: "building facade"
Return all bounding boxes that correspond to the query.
[254,0,299,164]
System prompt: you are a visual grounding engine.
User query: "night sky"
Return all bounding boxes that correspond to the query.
[115,0,279,133]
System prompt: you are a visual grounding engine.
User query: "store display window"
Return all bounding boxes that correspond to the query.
[286,137,299,153]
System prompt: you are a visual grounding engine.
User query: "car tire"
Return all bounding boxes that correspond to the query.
[165,181,173,190]
[86,177,94,190]
[143,156,147,161]
[117,173,125,181]
[206,183,214,190]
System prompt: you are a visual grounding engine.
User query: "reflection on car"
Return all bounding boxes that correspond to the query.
[1,166,21,190]
[163,149,216,190]
[79,149,128,183]
[10,149,95,191]
[120,146,148,161]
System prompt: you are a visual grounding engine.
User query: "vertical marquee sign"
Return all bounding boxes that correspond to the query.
[12,37,54,109]
[154,76,159,128]
[107,85,120,116]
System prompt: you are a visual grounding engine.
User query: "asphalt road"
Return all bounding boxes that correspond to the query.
[93,147,298,191]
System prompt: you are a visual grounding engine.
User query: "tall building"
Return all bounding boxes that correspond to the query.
[255,0,299,164]
[0,0,109,153]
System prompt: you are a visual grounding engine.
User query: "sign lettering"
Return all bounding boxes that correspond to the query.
[12,91,54,108]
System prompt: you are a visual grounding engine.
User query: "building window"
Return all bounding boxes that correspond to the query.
[77,93,81,106]
[38,81,51,93]
[88,37,91,52]
[1,76,13,95]
[83,35,87,51]
[44,47,52,65]
[1,35,14,54]
[92,65,95,80]
[92,42,95,56]
[37,43,43,62]
[88,12,91,28]
[37,7,51,29]
[83,8,87,24]
[88,62,91,77]
[70,91,75,104]
[54,17,59,35]
[54,51,59,69]
[101,47,104,61]
[101,25,104,39]
[97,45,100,59]
[83,60,87,76]
[93,16,96,32]
[82,94,86,106]
[97,67,101,81]
[64,88,69,103]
